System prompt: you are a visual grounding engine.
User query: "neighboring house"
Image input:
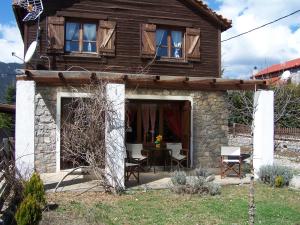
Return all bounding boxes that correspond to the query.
[12,0,266,185]
[253,58,300,85]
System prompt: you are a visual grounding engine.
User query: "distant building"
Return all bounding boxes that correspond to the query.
[253,58,300,85]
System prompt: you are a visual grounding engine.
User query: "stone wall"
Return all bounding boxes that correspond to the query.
[193,92,228,168]
[34,86,229,172]
[34,87,57,173]
[34,86,76,173]
[229,133,300,153]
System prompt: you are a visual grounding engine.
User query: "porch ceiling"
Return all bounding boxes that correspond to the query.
[17,70,267,91]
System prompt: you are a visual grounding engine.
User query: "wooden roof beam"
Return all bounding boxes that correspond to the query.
[0,103,15,114]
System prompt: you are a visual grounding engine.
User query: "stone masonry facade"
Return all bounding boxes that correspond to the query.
[34,86,229,173]
[35,86,58,173]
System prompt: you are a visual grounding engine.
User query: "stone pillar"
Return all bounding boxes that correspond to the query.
[253,90,274,178]
[105,83,125,190]
[15,80,36,179]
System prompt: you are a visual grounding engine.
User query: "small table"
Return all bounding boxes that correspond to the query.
[144,147,171,173]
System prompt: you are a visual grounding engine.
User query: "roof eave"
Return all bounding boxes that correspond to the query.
[187,0,232,32]
[12,4,24,40]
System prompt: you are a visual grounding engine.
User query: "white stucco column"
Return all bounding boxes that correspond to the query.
[253,90,274,178]
[15,80,36,179]
[105,83,125,190]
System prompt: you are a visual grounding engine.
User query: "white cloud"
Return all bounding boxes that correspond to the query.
[217,0,300,78]
[0,23,24,63]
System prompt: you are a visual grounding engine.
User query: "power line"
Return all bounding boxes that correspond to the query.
[222,9,300,42]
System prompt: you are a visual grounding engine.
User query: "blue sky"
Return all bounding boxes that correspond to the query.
[0,1,17,25]
[1,0,300,79]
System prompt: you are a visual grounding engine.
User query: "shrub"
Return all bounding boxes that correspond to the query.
[23,173,46,206]
[171,171,187,185]
[275,176,284,188]
[195,168,212,178]
[170,171,221,196]
[259,165,293,187]
[15,195,42,225]
[206,182,221,196]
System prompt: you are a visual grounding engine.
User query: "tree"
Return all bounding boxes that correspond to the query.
[227,84,300,128]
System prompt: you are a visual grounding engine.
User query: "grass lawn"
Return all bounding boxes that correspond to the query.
[41,184,300,225]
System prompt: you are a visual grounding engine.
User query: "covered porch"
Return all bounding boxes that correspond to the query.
[15,70,269,189]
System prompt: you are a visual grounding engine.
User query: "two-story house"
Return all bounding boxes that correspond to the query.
[12,0,266,185]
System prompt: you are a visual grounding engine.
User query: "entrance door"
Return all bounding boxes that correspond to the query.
[60,97,89,170]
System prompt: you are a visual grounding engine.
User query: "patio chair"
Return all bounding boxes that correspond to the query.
[166,143,188,170]
[220,146,242,179]
[126,143,149,170]
[125,162,140,184]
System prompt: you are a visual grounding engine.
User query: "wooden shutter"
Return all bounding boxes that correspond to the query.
[186,28,201,62]
[47,16,65,52]
[141,24,156,58]
[98,20,116,56]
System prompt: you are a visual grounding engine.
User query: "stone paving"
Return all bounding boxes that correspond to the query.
[41,171,251,193]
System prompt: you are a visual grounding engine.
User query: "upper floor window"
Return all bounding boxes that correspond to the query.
[156,29,183,59]
[141,23,200,62]
[65,22,97,53]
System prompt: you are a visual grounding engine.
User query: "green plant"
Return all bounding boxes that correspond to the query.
[259,164,293,187]
[275,175,284,188]
[206,182,221,196]
[171,171,187,185]
[15,195,42,225]
[195,167,212,178]
[24,173,46,206]
[170,172,221,196]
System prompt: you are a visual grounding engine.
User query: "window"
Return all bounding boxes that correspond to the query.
[156,29,183,59]
[65,22,97,53]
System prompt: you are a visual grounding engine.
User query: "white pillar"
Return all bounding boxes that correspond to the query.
[15,80,36,179]
[253,90,274,178]
[105,83,125,190]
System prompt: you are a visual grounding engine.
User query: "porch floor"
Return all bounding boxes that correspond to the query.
[41,170,251,193]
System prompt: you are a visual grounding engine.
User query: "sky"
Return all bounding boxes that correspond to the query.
[0,0,300,79]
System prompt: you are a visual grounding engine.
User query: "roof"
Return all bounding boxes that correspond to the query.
[255,58,300,78]
[12,0,232,37]
[17,70,267,91]
[187,0,232,31]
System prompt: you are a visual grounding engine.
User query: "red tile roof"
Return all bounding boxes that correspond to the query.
[255,58,300,78]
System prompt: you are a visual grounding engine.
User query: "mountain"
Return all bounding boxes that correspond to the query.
[0,62,23,103]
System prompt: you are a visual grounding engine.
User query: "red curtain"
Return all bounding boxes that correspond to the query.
[164,104,182,140]
[149,104,157,142]
[141,104,150,142]
[126,104,137,131]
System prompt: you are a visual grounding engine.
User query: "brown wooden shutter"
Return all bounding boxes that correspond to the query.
[47,16,65,52]
[98,20,116,56]
[186,28,201,62]
[141,24,156,58]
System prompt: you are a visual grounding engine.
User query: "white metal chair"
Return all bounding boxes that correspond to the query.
[220,146,242,179]
[166,143,188,169]
[126,143,148,169]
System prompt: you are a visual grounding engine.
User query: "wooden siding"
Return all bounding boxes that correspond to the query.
[25,0,222,77]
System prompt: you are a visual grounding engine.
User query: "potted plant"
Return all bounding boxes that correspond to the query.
[155,135,163,148]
